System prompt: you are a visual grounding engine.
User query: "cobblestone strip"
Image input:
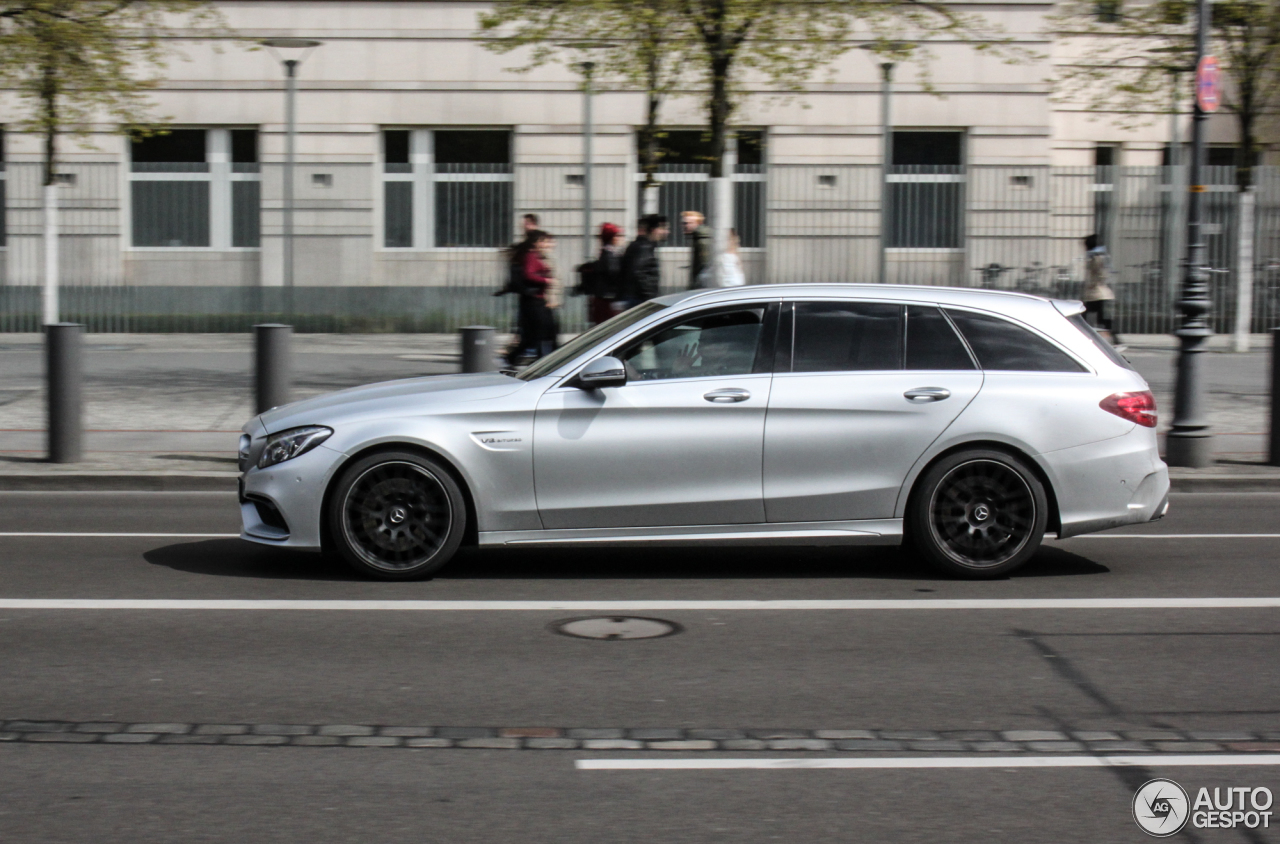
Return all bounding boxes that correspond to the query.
[4,721,1279,751]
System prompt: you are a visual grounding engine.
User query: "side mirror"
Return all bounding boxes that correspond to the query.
[577,356,627,389]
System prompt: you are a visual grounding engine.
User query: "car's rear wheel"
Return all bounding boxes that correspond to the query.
[329,451,466,580]
[907,449,1048,578]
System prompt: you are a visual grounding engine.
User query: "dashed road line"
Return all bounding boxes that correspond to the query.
[576,755,1280,770]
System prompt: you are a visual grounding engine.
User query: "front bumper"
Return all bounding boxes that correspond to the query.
[239,443,344,551]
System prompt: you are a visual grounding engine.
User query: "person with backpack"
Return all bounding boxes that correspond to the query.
[620,214,668,308]
[577,222,625,325]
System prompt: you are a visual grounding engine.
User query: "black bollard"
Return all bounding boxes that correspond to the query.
[46,323,83,463]
[1271,328,1280,466]
[460,325,497,373]
[254,324,292,414]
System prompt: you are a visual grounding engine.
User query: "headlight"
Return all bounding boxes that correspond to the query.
[258,426,333,469]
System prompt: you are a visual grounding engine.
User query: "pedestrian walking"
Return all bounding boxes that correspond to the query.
[1082,234,1124,350]
[682,210,712,289]
[516,230,558,360]
[577,222,625,325]
[621,214,669,307]
[697,228,745,287]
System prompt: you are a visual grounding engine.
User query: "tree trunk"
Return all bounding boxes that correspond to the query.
[640,85,661,216]
[1232,108,1256,352]
[41,64,59,326]
[707,53,732,288]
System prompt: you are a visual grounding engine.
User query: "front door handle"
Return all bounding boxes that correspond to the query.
[704,388,751,403]
[904,387,951,402]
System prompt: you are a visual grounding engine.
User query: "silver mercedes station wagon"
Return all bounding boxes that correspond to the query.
[238,284,1169,580]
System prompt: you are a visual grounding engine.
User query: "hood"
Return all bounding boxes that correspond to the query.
[258,372,523,433]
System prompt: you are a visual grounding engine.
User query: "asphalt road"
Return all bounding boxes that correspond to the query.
[1,491,1279,842]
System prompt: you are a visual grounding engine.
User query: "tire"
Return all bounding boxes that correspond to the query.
[907,449,1049,579]
[328,450,467,581]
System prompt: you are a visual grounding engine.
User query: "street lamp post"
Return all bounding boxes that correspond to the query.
[581,61,596,262]
[861,45,904,284]
[1166,0,1213,467]
[261,39,322,318]
[877,61,894,285]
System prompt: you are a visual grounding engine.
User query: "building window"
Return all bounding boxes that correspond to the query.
[1095,0,1122,22]
[887,131,964,249]
[129,128,260,249]
[635,130,766,248]
[382,129,514,249]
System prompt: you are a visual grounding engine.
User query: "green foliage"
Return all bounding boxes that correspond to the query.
[480,0,1026,181]
[1052,0,1280,185]
[0,1,224,183]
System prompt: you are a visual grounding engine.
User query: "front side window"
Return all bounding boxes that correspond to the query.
[383,128,514,249]
[791,302,902,372]
[945,310,1085,372]
[130,128,260,248]
[618,307,766,381]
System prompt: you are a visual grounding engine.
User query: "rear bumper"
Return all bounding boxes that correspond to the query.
[1042,426,1170,539]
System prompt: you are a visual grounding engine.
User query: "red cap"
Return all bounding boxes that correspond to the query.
[599,222,622,241]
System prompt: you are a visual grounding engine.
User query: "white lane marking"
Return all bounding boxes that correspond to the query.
[0,598,1279,610]
[0,533,238,538]
[577,755,1280,771]
[1074,534,1280,539]
[3,532,1279,540]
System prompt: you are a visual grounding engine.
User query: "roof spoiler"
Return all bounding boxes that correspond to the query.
[1052,299,1086,317]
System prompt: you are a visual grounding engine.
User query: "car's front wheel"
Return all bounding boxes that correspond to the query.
[328,450,466,580]
[907,449,1048,578]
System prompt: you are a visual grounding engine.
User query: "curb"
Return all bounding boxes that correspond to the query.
[0,473,238,491]
[3,719,1278,753]
[1168,474,1280,492]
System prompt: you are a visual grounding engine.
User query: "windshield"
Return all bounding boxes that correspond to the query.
[516,301,668,381]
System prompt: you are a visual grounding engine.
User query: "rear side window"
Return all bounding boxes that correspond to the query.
[1068,313,1134,370]
[792,302,902,372]
[906,306,975,370]
[945,310,1086,372]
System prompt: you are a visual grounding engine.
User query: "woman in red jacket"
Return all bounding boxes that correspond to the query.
[517,231,557,360]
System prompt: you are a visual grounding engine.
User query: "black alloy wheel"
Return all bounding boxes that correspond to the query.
[907,449,1048,578]
[329,451,466,580]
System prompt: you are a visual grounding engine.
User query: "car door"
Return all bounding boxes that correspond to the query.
[533,303,777,530]
[763,302,983,523]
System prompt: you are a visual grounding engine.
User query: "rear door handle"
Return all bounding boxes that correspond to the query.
[904,387,951,402]
[704,388,751,403]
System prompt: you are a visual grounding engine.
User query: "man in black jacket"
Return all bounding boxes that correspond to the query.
[621,214,669,306]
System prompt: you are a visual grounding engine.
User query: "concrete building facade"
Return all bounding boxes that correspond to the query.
[0,0,1270,329]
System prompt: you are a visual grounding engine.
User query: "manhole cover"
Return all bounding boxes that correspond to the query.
[552,616,681,640]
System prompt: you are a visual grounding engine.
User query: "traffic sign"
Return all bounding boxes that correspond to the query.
[1196,56,1221,113]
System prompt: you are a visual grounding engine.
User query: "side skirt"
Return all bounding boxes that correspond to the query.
[478,519,903,548]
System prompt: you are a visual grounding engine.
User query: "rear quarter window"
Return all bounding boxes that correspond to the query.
[945,310,1086,373]
[1068,312,1135,370]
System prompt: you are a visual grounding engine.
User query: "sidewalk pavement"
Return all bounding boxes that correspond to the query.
[0,332,1276,491]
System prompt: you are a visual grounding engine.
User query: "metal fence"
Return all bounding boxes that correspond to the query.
[1,164,1276,334]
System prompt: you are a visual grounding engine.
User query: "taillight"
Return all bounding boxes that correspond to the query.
[1100,391,1157,428]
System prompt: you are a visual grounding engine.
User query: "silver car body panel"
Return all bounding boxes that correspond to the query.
[533,373,772,529]
[238,283,1169,554]
[480,518,902,547]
